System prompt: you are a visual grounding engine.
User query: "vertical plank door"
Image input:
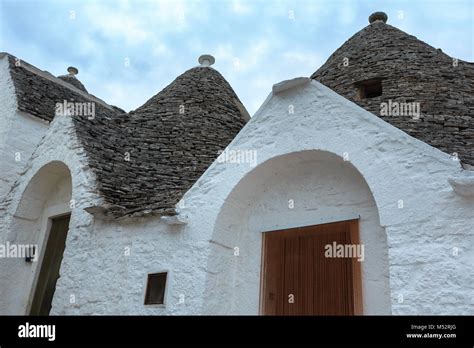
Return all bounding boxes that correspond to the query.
[261,220,362,315]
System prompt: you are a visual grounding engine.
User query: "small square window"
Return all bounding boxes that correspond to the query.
[144,272,167,305]
[357,79,383,99]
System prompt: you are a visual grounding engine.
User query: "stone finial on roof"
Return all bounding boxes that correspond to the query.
[198,54,215,67]
[57,66,87,92]
[67,66,79,75]
[369,11,388,24]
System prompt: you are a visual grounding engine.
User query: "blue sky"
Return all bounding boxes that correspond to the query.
[1,0,473,114]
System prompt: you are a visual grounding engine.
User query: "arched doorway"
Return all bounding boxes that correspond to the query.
[204,150,391,315]
[1,161,72,315]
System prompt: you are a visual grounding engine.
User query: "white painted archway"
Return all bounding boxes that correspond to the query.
[0,161,72,314]
[203,150,392,315]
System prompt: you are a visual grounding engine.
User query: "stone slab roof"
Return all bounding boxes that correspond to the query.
[58,74,88,93]
[3,53,118,122]
[311,16,474,166]
[3,53,248,218]
[79,66,248,218]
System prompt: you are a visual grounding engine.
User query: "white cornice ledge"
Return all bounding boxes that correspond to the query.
[160,214,188,225]
[448,172,474,197]
[272,77,310,94]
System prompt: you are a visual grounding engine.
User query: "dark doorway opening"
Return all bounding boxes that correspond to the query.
[30,214,71,315]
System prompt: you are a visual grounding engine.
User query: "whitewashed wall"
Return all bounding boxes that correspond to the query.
[1,78,472,315]
[1,164,71,314]
[0,56,50,200]
[202,150,391,314]
[0,114,102,314]
[49,216,205,315]
[178,79,473,315]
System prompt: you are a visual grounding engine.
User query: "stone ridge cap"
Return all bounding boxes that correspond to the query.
[0,52,116,112]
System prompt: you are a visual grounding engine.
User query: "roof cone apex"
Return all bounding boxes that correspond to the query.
[198,54,215,67]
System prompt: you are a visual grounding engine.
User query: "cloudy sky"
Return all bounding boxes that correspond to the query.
[1,0,473,115]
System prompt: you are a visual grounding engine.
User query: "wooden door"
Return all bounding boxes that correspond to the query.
[30,214,71,315]
[260,220,362,315]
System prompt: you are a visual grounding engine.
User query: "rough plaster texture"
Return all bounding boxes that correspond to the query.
[179,80,473,315]
[1,79,472,315]
[203,151,391,314]
[1,164,71,314]
[0,114,102,314]
[0,56,49,200]
[0,112,202,315]
[0,57,16,148]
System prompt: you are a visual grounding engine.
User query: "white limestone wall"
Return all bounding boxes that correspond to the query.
[50,216,205,315]
[1,167,71,314]
[0,114,102,314]
[202,151,391,314]
[0,111,204,315]
[1,78,472,315]
[0,56,50,200]
[176,79,473,315]
[0,56,16,147]
[0,112,50,200]
[46,79,472,315]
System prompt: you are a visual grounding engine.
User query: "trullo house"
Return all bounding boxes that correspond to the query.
[0,12,472,315]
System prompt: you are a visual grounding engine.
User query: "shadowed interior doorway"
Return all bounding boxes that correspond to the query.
[29,214,71,315]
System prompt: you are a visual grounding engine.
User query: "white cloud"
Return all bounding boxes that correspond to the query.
[214,43,236,69]
[213,39,272,74]
[100,81,155,111]
[237,40,271,72]
[7,0,470,116]
[83,3,150,44]
[230,0,253,15]
[282,51,323,73]
[77,35,104,57]
[186,37,205,54]
[81,0,210,46]
[148,0,210,31]
[338,2,357,26]
[152,42,172,58]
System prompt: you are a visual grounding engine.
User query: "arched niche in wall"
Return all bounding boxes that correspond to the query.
[203,150,392,315]
[0,161,72,314]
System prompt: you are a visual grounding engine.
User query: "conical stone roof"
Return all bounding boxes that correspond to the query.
[312,12,474,166]
[75,63,249,218]
[3,52,248,218]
